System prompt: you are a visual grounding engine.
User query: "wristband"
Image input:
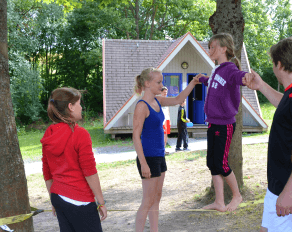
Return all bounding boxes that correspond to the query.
[96,200,106,209]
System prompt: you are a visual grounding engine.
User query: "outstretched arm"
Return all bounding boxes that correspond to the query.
[157,74,200,106]
[243,69,283,108]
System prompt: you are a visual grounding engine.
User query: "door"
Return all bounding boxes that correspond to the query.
[187,73,207,124]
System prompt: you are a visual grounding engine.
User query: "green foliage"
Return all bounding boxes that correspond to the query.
[9,53,45,124]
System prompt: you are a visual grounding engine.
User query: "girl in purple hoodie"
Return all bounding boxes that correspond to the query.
[196,33,252,212]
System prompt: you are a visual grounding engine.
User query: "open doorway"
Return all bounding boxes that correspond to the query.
[187,73,207,124]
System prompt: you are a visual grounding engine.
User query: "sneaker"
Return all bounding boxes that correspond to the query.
[175,148,182,152]
[183,148,190,151]
[165,151,170,156]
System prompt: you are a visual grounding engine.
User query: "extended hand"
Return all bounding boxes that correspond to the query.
[193,73,205,84]
[141,164,151,179]
[276,190,292,216]
[242,69,263,91]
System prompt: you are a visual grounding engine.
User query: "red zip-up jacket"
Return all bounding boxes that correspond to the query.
[41,123,97,202]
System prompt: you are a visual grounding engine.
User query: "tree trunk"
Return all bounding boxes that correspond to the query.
[0,1,34,231]
[209,0,244,199]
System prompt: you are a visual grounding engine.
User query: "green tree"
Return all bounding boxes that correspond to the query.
[0,0,34,230]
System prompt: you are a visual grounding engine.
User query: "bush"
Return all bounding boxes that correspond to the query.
[9,52,45,125]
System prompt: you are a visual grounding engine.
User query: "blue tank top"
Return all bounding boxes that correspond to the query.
[138,98,165,157]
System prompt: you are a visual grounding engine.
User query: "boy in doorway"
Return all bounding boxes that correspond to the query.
[175,99,190,152]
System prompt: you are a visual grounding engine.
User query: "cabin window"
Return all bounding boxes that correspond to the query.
[162,74,182,97]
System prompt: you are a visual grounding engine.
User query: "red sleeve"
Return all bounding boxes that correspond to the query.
[76,127,97,177]
[42,127,53,180]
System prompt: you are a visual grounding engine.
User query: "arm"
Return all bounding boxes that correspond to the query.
[133,102,151,179]
[243,69,283,108]
[276,169,292,216]
[85,173,107,221]
[77,129,107,220]
[181,109,188,123]
[157,75,200,106]
[45,179,56,216]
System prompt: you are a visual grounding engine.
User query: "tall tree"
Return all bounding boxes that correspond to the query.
[0,0,34,230]
[209,0,244,198]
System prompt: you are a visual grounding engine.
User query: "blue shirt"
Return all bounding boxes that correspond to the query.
[138,98,165,157]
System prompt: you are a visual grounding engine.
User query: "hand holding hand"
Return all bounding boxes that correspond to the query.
[141,164,151,179]
[242,69,263,91]
[98,205,108,221]
[192,73,205,84]
[276,190,292,217]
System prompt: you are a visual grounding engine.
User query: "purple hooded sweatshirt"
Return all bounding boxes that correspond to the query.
[199,62,247,125]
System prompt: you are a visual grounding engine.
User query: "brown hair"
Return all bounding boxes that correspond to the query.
[270,37,292,73]
[208,33,242,70]
[134,67,162,95]
[47,87,81,129]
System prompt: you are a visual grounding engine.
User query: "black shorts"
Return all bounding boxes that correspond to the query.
[136,156,167,179]
[207,123,236,177]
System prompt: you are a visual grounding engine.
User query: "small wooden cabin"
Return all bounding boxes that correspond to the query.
[102,32,268,138]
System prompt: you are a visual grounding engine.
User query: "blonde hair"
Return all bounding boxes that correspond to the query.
[47,87,81,130]
[208,33,242,70]
[134,67,162,95]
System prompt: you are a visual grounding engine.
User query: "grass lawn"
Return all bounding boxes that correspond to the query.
[19,101,275,162]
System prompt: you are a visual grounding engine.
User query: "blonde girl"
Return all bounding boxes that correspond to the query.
[133,68,199,232]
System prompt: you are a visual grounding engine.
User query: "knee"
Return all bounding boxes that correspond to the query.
[155,191,163,202]
[142,197,156,209]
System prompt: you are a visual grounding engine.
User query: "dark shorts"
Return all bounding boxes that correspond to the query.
[207,123,236,177]
[51,193,102,232]
[136,156,167,179]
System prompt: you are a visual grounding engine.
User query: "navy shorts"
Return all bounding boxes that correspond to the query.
[136,156,167,179]
[207,123,236,177]
[51,193,102,232]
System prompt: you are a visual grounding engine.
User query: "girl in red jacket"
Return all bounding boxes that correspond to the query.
[41,87,107,232]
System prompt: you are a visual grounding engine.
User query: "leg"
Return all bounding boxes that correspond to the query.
[135,177,160,232]
[148,172,165,232]
[202,174,226,212]
[176,127,182,149]
[182,126,188,149]
[164,133,167,147]
[225,171,242,211]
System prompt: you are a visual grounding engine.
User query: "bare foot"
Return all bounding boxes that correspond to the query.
[226,195,242,211]
[202,202,226,212]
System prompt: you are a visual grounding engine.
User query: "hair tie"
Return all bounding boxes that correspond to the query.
[233,56,237,59]
[50,99,54,103]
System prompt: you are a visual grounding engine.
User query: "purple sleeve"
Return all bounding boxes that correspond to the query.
[229,66,247,86]
[199,76,209,86]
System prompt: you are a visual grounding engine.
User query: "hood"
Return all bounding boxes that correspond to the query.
[40,123,73,157]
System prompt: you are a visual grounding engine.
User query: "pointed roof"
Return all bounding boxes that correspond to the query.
[103,32,263,130]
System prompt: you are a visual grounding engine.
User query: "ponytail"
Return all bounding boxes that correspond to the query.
[134,75,143,95]
[230,56,242,70]
[133,67,162,95]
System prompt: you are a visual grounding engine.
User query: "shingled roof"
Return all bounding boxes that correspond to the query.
[103,32,261,128]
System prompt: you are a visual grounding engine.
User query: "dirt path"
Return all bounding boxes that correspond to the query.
[28,143,268,232]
